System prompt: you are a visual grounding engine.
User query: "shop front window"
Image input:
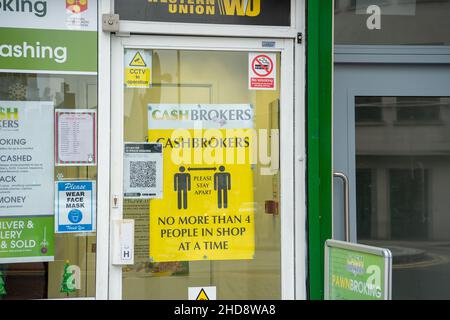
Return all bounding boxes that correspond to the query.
[355,95,450,299]
[121,49,282,300]
[0,73,97,299]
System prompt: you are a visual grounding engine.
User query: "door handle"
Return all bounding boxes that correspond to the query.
[333,172,350,242]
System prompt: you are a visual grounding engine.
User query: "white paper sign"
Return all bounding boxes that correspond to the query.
[123,143,163,199]
[55,109,97,166]
[0,101,54,217]
[55,181,96,233]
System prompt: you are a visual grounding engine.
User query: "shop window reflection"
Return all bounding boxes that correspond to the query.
[335,0,450,45]
[0,73,97,299]
[355,95,450,299]
[355,96,383,124]
[395,97,442,123]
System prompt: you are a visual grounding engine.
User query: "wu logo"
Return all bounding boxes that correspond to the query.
[218,0,261,17]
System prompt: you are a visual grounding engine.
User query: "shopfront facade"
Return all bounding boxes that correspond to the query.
[0,0,312,300]
[7,0,449,301]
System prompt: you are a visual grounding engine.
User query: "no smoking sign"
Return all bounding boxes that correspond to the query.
[249,53,277,90]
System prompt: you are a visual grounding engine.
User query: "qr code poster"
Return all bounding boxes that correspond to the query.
[123,143,163,199]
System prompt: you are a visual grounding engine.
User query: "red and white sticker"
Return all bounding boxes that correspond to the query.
[249,53,277,90]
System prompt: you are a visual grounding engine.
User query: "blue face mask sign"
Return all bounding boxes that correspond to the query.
[55,181,96,233]
[68,209,83,224]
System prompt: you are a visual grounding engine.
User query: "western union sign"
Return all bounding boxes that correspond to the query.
[115,0,290,26]
[147,0,260,17]
[149,0,216,16]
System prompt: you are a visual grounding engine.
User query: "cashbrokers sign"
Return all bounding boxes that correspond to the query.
[115,0,291,26]
[0,0,97,74]
[147,104,255,262]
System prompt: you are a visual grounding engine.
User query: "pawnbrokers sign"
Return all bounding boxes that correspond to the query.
[115,0,291,26]
[325,239,392,300]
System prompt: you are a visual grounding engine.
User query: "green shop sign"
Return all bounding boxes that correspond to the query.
[0,0,97,74]
[0,27,97,74]
[325,239,392,300]
[0,216,54,263]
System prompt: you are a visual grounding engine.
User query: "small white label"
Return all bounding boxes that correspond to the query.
[121,246,132,261]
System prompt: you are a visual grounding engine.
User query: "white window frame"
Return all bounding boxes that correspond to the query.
[108,35,294,300]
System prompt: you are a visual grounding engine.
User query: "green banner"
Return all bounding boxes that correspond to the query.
[0,216,54,262]
[327,241,391,300]
[0,27,97,73]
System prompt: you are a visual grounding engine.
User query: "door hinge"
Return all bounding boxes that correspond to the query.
[297,32,303,44]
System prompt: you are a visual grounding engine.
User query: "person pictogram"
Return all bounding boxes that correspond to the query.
[174,166,191,209]
[214,166,231,209]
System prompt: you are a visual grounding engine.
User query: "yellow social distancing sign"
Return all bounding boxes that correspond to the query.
[148,104,255,262]
[124,50,152,88]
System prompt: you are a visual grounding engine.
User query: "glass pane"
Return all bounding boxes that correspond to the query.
[122,49,281,300]
[390,169,428,240]
[0,73,97,299]
[356,96,383,123]
[355,95,450,299]
[356,168,372,238]
[335,0,450,45]
[396,97,442,123]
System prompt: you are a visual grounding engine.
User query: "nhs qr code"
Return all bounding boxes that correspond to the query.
[130,161,156,188]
